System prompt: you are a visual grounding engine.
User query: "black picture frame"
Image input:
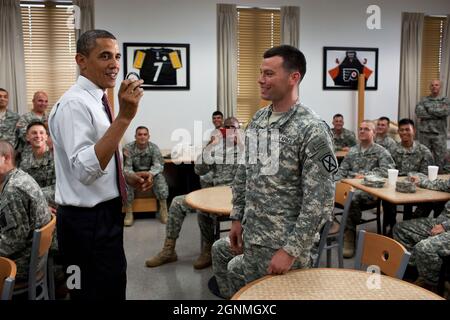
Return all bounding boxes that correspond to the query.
[323,46,378,90]
[123,43,190,90]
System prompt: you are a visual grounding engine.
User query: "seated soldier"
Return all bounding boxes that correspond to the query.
[334,120,395,257]
[123,126,169,226]
[331,113,357,151]
[15,91,49,157]
[0,140,51,282]
[145,117,242,270]
[393,175,450,293]
[374,116,397,154]
[382,118,434,231]
[18,121,56,212]
[0,88,20,148]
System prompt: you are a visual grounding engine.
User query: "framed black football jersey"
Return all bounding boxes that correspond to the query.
[123,43,190,90]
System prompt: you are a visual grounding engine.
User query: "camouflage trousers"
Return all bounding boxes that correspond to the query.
[419,133,447,171]
[393,218,450,285]
[166,195,215,244]
[346,190,378,232]
[126,173,169,206]
[211,237,304,299]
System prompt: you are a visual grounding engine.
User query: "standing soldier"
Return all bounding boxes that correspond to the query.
[123,126,169,226]
[0,88,20,148]
[415,79,449,171]
[331,113,357,151]
[0,140,51,282]
[212,45,337,299]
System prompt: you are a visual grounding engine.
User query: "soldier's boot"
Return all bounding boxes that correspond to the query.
[159,200,168,224]
[343,230,355,258]
[193,242,213,270]
[145,238,177,267]
[124,206,134,227]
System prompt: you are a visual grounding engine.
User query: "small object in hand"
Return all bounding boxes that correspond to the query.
[126,72,141,81]
[396,180,416,193]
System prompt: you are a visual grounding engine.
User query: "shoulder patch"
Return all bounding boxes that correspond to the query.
[320,154,338,173]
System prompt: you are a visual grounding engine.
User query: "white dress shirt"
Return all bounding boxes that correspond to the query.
[49,76,119,207]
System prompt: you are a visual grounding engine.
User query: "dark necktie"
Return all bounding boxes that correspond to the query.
[102,94,128,205]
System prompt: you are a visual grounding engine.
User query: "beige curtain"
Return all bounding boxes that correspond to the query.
[398,13,424,121]
[281,6,299,48]
[73,0,95,40]
[217,4,237,118]
[0,0,27,114]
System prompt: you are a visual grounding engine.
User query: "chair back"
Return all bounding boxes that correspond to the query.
[315,182,354,268]
[354,230,411,279]
[14,213,56,300]
[0,257,17,300]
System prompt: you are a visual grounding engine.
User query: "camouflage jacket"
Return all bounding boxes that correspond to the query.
[391,141,433,176]
[332,127,357,151]
[0,168,51,281]
[335,143,395,180]
[375,134,397,154]
[123,141,164,177]
[415,96,449,135]
[18,148,56,205]
[0,109,20,147]
[231,102,337,265]
[417,175,450,231]
[15,112,48,153]
[194,141,241,187]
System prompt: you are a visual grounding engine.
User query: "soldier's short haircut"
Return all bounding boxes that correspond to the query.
[224,116,240,129]
[333,114,343,119]
[378,116,390,124]
[212,111,223,118]
[263,45,307,82]
[77,29,116,57]
[0,140,15,165]
[398,118,415,128]
[135,126,149,134]
[0,88,8,94]
[26,120,47,133]
[361,120,376,132]
[32,91,48,100]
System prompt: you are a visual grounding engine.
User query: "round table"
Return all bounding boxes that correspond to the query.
[232,268,444,300]
[185,186,232,216]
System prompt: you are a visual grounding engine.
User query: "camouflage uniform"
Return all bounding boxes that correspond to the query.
[0,168,51,281]
[415,96,450,170]
[332,127,357,151]
[18,147,56,207]
[15,112,48,154]
[123,141,168,203]
[0,109,20,148]
[166,142,240,244]
[393,177,450,285]
[375,135,397,155]
[212,102,337,298]
[383,142,434,227]
[335,143,395,232]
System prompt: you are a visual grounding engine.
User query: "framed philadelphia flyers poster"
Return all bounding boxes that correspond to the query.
[123,43,190,90]
[323,46,378,90]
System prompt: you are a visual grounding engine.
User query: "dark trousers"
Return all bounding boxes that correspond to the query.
[57,197,127,300]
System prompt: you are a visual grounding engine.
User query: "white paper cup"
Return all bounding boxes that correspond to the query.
[428,166,439,181]
[388,169,399,185]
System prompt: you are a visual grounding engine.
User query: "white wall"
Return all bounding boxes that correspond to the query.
[95,0,450,149]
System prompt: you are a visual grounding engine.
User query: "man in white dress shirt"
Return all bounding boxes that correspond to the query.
[49,29,150,300]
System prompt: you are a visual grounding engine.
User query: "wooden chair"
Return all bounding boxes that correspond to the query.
[0,257,17,300]
[13,214,56,300]
[315,182,354,268]
[122,189,158,213]
[354,230,411,279]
